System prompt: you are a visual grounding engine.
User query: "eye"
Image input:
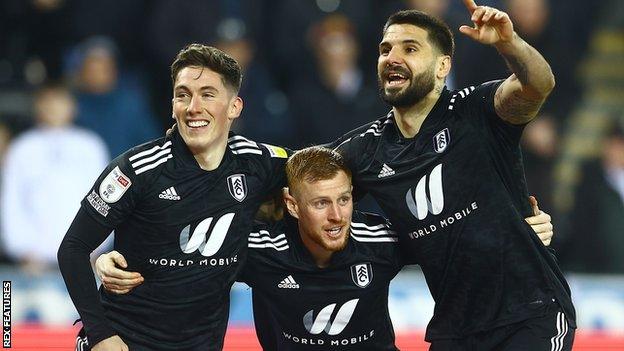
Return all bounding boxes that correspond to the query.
[175,92,190,99]
[314,200,329,209]
[406,46,418,53]
[202,92,215,98]
[338,196,352,206]
[379,47,390,56]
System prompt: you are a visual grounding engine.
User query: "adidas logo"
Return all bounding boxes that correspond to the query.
[159,186,181,201]
[277,275,300,289]
[378,163,395,178]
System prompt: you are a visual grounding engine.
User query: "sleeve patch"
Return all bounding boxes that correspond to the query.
[262,143,288,158]
[99,166,132,203]
[86,190,111,217]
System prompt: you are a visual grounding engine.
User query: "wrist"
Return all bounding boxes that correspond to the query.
[494,31,522,55]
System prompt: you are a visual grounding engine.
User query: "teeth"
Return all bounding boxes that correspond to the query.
[327,227,341,235]
[188,120,208,128]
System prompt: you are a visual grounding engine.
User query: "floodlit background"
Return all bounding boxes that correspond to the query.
[1,0,623,349]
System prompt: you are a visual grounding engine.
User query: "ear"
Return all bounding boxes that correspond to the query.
[282,187,299,219]
[436,55,452,80]
[228,96,243,121]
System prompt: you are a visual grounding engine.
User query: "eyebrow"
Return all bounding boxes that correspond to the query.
[174,85,219,92]
[379,39,423,47]
[310,191,352,201]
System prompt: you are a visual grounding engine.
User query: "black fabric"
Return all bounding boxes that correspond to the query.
[331,81,575,341]
[429,304,575,351]
[239,211,402,351]
[58,208,115,347]
[60,129,289,350]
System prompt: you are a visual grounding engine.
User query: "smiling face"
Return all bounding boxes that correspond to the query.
[286,170,353,258]
[378,24,440,108]
[172,66,242,155]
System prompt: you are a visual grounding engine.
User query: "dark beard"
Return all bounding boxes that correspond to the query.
[378,65,436,108]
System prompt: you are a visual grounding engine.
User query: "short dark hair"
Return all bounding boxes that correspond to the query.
[285,146,352,194]
[170,43,242,93]
[383,10,454,58]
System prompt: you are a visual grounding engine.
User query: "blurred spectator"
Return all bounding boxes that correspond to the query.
[288,14,387,146]
[553,0,622,217]
[562,124,624,273]
[269,0,379,91]
[0,0,71,86]
[215,21,295,147]
[0,83,108,272]
[68,37,160,158]
[521,115,559,216]
[66,0,149,66]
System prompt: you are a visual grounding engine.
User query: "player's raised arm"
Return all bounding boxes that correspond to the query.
[459,0,555,124]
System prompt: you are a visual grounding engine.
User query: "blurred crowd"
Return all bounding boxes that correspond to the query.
[0,0,622,276]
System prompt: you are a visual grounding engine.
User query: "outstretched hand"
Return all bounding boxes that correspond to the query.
[459,0,514,45]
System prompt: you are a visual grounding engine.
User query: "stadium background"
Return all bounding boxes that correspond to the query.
[1,0,623,349]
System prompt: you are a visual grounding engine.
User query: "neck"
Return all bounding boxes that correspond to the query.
[299,228,333,269]
[189,137,228,171]
[393,84,443,139]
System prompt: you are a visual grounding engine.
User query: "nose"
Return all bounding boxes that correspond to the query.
[384,47,403,66]
[187,95,202,115]
[327,204,342,222]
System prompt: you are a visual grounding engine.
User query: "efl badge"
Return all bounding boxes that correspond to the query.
[433,128,450,153]
[227,174,248,202]
[99,166,132,203]
[350,263,373,288]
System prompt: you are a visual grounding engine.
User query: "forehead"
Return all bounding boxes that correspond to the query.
[381,23,431,46]
[174,66,224,88]
[297,171,351,198]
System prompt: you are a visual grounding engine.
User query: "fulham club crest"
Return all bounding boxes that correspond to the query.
[350,263,373,288]
[227,174,247,202]
[433,128,450,153]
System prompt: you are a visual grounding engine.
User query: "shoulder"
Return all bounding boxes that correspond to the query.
[228,133,290,160]
[248,220,290,252]
[332,112,394,152]
[349,211,397,244]
[450,80,504,113]
[123,136,173,177]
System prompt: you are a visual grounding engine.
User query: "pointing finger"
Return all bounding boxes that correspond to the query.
[462,0,479,13]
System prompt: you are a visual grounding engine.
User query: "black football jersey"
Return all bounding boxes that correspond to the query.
[81,130,289,350]
[332,81,575,341]
[239,211,402,351]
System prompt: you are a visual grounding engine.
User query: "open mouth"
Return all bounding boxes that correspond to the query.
[186,120,210,129]
[325,226,344,238]
[386,72,409,87]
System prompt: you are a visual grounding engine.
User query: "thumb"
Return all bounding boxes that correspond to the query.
[459,25,480,40]
[528,195,540,216]
[111,251,128,269]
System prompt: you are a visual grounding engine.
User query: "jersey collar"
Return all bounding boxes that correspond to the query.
[170,127,233,170]
[389,86,451,142]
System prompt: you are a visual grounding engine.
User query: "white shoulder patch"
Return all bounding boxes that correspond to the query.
[99,166,132,203]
